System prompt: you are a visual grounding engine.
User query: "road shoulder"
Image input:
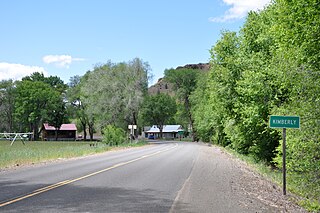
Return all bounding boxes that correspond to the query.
[170,143,307,213]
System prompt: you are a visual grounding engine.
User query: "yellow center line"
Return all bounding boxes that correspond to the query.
[0,143,178,208]
[33,180,72,193]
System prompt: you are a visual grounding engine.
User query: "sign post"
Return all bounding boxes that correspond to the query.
[128,125,137,143]
[269,115,300,195]
[282,128,286,195]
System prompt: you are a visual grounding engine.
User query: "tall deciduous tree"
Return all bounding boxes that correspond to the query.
[81,58,151,132]
[164,68,200,141]
[46,99,67,141]
[22,72,67,93]
[14,72,67,140]
[191,0,319,206]
[0,80,16,132]
[14,80,62,140]
[140,93,177,138]
[67,74,91,140]
[270,0,320,202]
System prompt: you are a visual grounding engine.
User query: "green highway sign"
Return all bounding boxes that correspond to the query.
[269,115,300,195]
[269,115,300,129]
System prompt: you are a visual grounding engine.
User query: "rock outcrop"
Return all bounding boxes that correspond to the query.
[176,63,210,71]
[148,63,210,95]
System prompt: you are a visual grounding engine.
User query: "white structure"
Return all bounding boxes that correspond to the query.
[0,132,33,145]
[145,125,184,139]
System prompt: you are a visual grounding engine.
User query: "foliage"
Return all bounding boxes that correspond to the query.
[46,100,68,141]
[192,31,241,146]
[164,68,201,141]
[173,102,190,135]
[22,72,67,94]
[14,80,63,140]
[67,74,92,140]
[191,73,216,143]
[271,0,320,206]
[81,58,151,131]
[191,0,319,209]
[140,93,177,137]
[0,80,16,132]
[102,125,127,146]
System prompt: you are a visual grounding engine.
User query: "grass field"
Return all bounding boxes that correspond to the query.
[0,140,147,169]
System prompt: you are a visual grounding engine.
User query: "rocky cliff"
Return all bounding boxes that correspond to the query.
[148,63,210,95]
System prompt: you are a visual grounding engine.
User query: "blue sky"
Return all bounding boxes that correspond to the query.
[0,0,270,85]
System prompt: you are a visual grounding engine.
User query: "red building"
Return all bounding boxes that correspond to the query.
[42,123,77,141]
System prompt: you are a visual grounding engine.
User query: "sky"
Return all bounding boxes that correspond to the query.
[0,0,271,85]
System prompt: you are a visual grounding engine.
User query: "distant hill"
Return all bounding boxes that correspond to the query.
[148,63,210,95]
[176,63,210,70]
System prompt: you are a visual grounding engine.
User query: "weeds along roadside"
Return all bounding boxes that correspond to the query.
[217,144,319,212]
[0,140,148,169]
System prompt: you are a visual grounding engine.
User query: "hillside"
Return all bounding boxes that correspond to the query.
[148,63,210,95]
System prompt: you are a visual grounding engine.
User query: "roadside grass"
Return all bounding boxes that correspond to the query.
[221,145,320,212]
[0,140,148,169]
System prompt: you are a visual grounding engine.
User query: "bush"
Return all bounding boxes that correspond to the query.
[102,125,127,146]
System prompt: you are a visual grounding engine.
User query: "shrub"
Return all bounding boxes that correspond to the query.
[102,125,127,146]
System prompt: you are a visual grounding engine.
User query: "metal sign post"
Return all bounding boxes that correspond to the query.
[282,128,286,195]
[128,125,137,143]
[269,115,300,195]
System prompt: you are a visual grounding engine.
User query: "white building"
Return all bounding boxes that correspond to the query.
[145,125,184,139]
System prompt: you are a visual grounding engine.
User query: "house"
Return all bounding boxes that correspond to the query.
[145,125,184,139]
[42,123,77,141]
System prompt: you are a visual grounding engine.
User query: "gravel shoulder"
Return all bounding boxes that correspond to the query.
[170,143,307,213]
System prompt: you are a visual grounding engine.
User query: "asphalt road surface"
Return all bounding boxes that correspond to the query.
[0,142,304,213]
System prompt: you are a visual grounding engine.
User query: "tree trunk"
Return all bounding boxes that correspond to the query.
[30,123,35,141]
[185,97,197,142]
[8,107,13,133]
[32,123,40,141]
[55,129,58,141]
[81,120,87,140]
[83,126,87,140]
[88,122,94,141]
[158,124,163,139]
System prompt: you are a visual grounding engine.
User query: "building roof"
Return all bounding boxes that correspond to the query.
[43,123,77,131]
[146,125,183,133]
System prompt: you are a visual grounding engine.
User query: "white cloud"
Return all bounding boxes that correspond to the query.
[0,62,48,81]
[209,0,271,22]
[43,55,85,68]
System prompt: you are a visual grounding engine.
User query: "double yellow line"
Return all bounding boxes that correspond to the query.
[0,143,178,208]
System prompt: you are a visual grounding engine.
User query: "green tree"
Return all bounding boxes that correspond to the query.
[164,68,200,141]
[81,58,151,132]
[195,31,241,146]
[46,100,67,141]
[231,8,281,162]
[67,74,91,140]
[140,93,177,138]
[14,80,62,140]
[22,72,67,93]
[0,80,16,132]
[191,0,320,207]
[191,73,216,143]
[270,0,320,204]
[14,73,67,140]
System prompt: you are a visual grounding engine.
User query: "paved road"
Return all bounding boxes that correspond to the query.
[0,142,299,212]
